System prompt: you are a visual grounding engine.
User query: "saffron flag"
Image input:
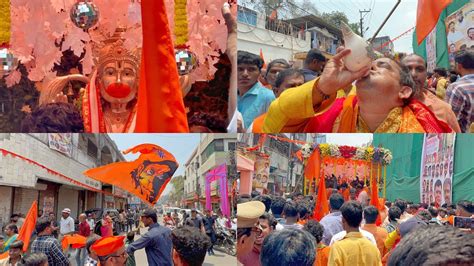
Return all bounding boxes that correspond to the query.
[313,174,329,221]
[84,144,178,205]
[369,170,385,226]
[136,0,189,132]
[260,48,267,69]
[0,201,38,259]
[61,234,87,250]
[416,0,452,45]
[304,150,320,183]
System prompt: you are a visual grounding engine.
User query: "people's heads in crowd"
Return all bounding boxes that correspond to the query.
[304,48,326,73]
[363,206,379,224]
[438,207,447,218]
[454,49,474,74]
[255,212,276,248]
[19,253,49,266]
[251,190,261,199]
[401,54,427,94]
[86,235,102,259]
[385,200,392,208]
[270,197,286,217]
[340,201,363,230]
[238,51,264,91]
[282,201,299,219]
[8,240,24,261]
[427,206,438,218]
[35,217,53,235]
[416,209,432,223]
[349,188,357,200]
[265,59,291,87]
[456,200,473,217]
[237,194,252,204]
[303,220,325,244]
[21,102,85,133]
[171,227,211,266]
[140,209,158,226]
[92,236,128,266]
[388,226,474,266]
[4,223,18,236]
[260,229,316,266]
[126,231,135,243]
[433,67,448,78]
[10,214,19,223]
[468,27,474,40]
[408,204,420,214]
[253,195,272,212]
[394,199,408,214]
[355,58,417,107]
[329,193,345,212]
[297,202,309,220]
[273,68,305,97]
[388,206,402,223]
[237,201,265,258]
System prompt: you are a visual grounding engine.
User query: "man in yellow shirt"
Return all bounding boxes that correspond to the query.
[328,201,381,266]
[262,48,453,133]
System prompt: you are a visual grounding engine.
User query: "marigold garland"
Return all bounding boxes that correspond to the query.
[174,0,188,47]
[0,0,11,46]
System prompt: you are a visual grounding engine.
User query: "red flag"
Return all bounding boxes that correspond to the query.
[260,48,267,69]
[136,0,189,132]
[313,174,329,221]
[0,201,38,259]
[294,150,303,162]
[84,144,178,205]
[416,0,452,44]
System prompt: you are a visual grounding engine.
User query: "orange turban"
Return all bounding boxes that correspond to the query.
[91,236,125,257]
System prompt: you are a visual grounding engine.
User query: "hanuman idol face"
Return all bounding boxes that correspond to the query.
[96,39,141,104]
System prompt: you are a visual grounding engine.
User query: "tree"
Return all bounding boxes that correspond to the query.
[322,11,361,35]
[168,175,184,207]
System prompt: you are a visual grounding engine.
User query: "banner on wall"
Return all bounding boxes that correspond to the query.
[253,156,270,193]
[420,134,455,206]
[48,133,73,156]
[445,3,474,68]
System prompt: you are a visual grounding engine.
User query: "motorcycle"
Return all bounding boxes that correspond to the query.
[214,224,236,256]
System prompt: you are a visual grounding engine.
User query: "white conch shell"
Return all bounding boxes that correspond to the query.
[341,22,376,72]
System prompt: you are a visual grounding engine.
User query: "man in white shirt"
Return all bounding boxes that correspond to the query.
[328,227,377,246]
[60,208,75,236]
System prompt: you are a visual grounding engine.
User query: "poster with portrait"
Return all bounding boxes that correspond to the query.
[48,133,73,156]
[445,3,474,68]
[253,156,270,193]
[420,134,455,206]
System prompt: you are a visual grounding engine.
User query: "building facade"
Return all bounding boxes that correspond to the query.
[0,133,125,228]
[237,134,326,196]
[183,134,237,210]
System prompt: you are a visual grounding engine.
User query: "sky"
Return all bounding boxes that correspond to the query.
[301,0,419,53]
[325,134,373,147]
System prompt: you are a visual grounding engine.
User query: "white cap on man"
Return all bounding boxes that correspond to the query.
[62,208,71,214]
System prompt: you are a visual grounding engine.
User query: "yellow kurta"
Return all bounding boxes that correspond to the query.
[328,232,382,266]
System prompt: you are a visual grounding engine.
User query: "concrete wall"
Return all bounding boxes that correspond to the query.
[0,186,12,227]
[238,13,311,62]
[57,186,79,219]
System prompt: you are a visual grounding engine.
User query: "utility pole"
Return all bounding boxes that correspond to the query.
[359,9,371,37]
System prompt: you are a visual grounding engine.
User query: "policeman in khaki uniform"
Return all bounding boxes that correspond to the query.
[237,201,265,264]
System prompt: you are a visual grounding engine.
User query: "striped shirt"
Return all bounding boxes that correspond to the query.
[446,74,474,132]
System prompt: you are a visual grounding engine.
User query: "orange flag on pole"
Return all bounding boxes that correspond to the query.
[260,48,267,69]
[62,234,87,250]
[84,144,178,205]
[369,168,385,226]
[136,0,189,132]
[313,173,329,221]
[416,0,452,44]
[0,201,38,259]
[304,151,320,182]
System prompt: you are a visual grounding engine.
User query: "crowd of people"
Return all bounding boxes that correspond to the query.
[237,47,473,133]
[0,206,233,266]
[236,187,474,266]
